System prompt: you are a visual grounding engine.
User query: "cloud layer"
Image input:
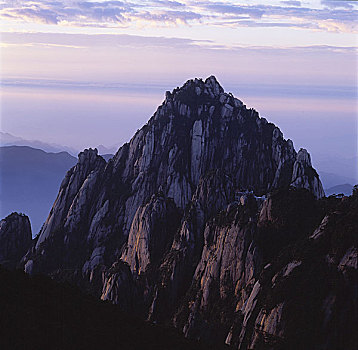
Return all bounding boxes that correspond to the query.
[1,0,357,33]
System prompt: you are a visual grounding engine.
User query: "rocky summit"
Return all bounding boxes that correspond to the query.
[5,76,356,349]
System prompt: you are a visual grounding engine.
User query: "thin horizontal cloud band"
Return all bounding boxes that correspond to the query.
[3,78,356,100]
[2,31,357,52]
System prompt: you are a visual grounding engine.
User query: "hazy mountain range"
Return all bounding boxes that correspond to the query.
[0,132,79,156]
[0,146,77,235]
[0,131,119,157]
[325,183,354,197]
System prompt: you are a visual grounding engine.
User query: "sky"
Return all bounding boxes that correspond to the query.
[0,0,357,180]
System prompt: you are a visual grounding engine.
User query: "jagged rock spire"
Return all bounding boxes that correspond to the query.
[21,77,325,337]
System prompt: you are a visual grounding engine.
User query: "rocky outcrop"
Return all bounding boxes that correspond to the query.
[245,194,357,350]
[18,76,339,348]
[101,261,137,312]
[35,148,106,249]
[291,148,325,199]
[121,194,180,275]
[174,195,263,343]
[24,148,107,280]
[172,190,357,350]
[142,170,236,322]
[0,212,32,268]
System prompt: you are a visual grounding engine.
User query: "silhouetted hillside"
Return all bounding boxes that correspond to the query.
[0,266,223,350]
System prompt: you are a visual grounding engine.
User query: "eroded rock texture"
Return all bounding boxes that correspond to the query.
[13,77,355,349]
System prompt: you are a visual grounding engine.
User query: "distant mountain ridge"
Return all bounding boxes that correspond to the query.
[319,171,356,190]
[0,146,77,235]
[313,153,357,185]
[325,183,353,196]
[0,132,78,156]
[0,131,118,158]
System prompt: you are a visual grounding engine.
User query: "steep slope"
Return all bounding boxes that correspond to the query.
[0,146,77,234]
[20,76,329,346]
[172,189,357,349]
[230,191,357,349]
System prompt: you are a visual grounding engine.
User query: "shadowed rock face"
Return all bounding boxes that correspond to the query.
[16,76,345,349]
[291,148,324,198]
[172,190,357,350]
[0,212,32,269]
[121,194,180,276]
[34,148,107,250]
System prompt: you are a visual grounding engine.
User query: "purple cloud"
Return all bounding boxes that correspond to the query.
[281,1,301,6]
[139,9,201,23]
[205,3,265,19]
[321,0,356,10]
[0,0,356,33]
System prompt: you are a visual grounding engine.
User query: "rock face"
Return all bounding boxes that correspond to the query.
[0,212,32,268]
[291,148,324,198]
[19,76,353,349]
[174,189,357,350]
[121,194,180,275]
[35,148,106,249]
[243,193,357,350]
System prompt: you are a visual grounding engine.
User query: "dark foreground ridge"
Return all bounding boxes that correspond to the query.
[0,266,224,350]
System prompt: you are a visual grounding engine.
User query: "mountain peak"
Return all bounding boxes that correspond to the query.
[297,148,312,167]
[18,77,331,350]
[166,75,225,102]
[162,76,244,123]
[78,147,99,163]
[144,76,323,199]
[204,75,223,95]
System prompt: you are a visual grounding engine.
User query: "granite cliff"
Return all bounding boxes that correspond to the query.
[7,77,356,349]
